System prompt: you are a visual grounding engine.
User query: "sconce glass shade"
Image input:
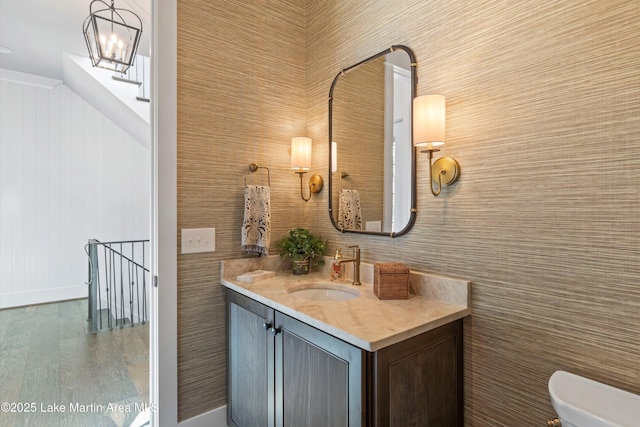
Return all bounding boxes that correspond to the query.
[331,141,338,173]
[291,137,312,170]
[413,94,446,149]
[83,0,142,73]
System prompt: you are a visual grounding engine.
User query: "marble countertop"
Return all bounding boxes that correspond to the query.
[221,256,471,352]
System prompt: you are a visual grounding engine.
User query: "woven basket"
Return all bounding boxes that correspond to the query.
[374,263,410,300]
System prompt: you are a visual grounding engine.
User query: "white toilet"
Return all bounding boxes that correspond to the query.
[548,370,640,427]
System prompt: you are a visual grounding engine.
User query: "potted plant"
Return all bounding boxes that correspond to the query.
[276,227,327,275]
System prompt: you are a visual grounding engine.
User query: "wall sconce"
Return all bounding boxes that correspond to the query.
[413,94,461,197]
[291,137,324,202]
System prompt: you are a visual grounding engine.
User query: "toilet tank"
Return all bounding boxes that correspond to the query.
[548,370,640,427]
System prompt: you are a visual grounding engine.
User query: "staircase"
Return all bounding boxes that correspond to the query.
[95,307,132,330]
[62,52,151,148]
[85,239,150,333]
[112,54,151,103]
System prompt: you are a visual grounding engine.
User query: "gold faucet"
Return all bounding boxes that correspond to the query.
[336,245,361,286]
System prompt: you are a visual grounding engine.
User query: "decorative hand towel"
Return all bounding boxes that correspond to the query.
[338,189,362,231]
[241,185,271,256]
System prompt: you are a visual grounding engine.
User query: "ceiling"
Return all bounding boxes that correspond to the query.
[0,0,150,80]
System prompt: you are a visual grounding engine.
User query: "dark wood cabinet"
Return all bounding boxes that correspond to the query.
[370,320,463,426]
[227,289,463,427]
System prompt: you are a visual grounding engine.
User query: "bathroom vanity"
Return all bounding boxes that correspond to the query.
[222,257,470,427]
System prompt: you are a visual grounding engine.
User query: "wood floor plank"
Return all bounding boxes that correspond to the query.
[26,334,60,370]
[127,360,149,397]
[0,298,149,427]
[59,336,93,372]
[60,366,97,403]
[91,359,140,404]
[0,307,20,342]
[104,394,149,427]
[20,363,60,406]
[2,319,33,350]
[0,348,27,404]
[109,326,149,366]
[58,315,87,340]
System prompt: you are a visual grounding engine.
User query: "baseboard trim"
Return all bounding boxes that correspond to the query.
[0,287,86,309]
[178,405,227,427]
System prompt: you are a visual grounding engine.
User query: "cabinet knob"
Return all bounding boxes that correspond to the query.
[270,327,281,336]
[262,322,272,331]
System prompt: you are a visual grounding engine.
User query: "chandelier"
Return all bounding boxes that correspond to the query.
[82,0,142,73]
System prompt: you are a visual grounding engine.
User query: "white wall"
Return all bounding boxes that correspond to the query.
[62,53,151,148]
[0,71,150,308]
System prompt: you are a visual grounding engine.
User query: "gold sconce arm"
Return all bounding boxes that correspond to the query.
[296,171,324,202]
[422,148,461,197]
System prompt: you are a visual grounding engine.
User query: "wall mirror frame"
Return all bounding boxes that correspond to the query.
[328,45,417,237]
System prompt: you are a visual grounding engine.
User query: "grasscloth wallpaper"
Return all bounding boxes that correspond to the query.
[177,0,639,424]
[177,0,309,419]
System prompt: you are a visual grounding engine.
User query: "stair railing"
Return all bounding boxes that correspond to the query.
[85,239,150,333]
[112,54,151,102]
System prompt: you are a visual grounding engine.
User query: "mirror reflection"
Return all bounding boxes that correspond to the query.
[329,46,416,236]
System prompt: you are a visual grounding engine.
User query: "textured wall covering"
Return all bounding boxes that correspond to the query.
[306,0,639,425]
[176,0,308,420]
[176,0,639,424]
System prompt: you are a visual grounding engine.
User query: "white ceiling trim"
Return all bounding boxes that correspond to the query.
[0,68,62,89]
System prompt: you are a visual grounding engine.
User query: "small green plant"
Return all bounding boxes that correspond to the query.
[276,227,327,264]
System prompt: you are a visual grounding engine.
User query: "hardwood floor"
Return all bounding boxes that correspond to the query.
[0,299,149,427]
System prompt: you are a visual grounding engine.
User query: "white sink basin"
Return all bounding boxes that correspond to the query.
[288,282,360,302]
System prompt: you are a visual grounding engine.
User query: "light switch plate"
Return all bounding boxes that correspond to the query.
[181,228,215,254]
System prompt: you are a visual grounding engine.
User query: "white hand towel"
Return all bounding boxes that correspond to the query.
[241,185,271,256]
[338,189,362,231]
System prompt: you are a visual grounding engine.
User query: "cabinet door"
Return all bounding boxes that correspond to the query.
[227,290,276,427]
[372,319,463,427]
[274,312,365,427]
